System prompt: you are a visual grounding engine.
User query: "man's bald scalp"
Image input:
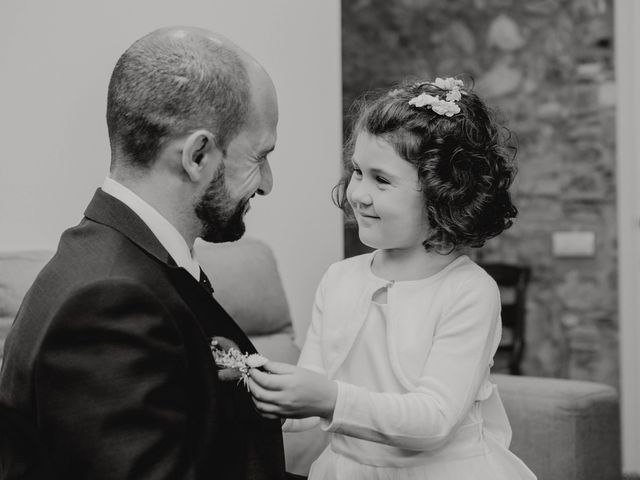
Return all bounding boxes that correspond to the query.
[106,27,251,169]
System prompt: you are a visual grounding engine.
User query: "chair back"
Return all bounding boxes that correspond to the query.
[480,263,531,375]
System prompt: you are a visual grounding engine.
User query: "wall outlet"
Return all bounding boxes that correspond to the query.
[551,231,596,258]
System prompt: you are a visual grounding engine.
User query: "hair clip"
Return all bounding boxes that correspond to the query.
[408,77,464,117]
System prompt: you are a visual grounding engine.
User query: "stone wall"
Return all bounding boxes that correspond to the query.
[342,0,618,386]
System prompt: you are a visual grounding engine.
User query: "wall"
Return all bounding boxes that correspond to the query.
[342,0,618,386]
[0,0,343,343]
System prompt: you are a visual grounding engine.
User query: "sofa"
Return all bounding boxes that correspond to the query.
[0,237,622,479]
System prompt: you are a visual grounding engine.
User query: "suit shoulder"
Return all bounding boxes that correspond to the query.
[48,220,164,287]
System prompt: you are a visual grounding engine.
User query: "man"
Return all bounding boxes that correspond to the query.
[0,26,287,479]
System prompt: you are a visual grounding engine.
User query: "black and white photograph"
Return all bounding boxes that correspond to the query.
[0,1,637,479]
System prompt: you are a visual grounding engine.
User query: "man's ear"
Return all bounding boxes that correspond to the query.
[181,130,223,182]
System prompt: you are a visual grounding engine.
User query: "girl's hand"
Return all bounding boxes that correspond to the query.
[248,362,337,420]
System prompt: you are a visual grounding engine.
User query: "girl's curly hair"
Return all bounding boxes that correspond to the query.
[334,78,518,253]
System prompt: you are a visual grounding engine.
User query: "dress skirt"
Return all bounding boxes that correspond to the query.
[308,435,536,480]
[307,385,536,480]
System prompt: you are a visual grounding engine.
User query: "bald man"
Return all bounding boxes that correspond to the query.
[0,27,289,480]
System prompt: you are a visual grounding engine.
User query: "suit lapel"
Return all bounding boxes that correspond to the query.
[84,188,171,265]
[83,188,254,351]
[166,266,256,354]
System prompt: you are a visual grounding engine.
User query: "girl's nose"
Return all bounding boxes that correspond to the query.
[348,180,373,207]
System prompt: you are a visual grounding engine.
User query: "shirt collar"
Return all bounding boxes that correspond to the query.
[101,177,201,281]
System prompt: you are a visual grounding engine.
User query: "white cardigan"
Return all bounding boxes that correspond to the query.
[284,252,512,462]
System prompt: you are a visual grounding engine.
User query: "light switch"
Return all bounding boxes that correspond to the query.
[551,231,596,258]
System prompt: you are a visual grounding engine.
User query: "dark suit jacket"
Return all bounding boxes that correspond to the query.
[0,189,286,480]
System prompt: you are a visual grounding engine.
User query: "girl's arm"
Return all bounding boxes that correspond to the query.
[281,416,321,432]
[250,272,501,450]
[251,269,334,432]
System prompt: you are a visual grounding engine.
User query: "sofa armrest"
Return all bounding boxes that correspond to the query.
[492,373,621,480]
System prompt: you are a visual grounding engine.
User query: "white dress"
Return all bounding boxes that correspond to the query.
[284,252,536,480]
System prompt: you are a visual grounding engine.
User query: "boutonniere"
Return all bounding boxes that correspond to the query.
[210,338,268,390]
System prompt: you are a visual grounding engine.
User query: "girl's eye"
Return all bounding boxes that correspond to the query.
[376,176,390,185]
[352,167,362,176]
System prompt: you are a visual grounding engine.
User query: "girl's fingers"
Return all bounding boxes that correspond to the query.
[248,378,286,418]
[258,412,280,420]
[261,361,295,375]
[249,367,288,390]
[253,406,281,420]
[252,399,279,413]
[251,398,283,419]
[247,377,277,403]
[248,368,274,388]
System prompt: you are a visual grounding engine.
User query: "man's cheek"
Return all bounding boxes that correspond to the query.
[238,165,262,192]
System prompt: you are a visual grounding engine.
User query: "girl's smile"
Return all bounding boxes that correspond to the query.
[354,210,380,221]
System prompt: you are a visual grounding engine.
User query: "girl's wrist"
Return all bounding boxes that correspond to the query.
[320,379,338,420]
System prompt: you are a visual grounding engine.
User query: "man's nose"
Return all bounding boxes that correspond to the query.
[256,160,273,196]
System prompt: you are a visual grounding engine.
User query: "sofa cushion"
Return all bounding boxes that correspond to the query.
[0,239,292,339]
[0,251,54,360]
[492,373,621,480]
[250,332,299,364]
[0,251,53,318]
[195,237,293,336]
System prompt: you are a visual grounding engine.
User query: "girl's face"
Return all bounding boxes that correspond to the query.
[347,133,429,251]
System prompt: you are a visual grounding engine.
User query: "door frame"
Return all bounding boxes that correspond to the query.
[615,0,640,474]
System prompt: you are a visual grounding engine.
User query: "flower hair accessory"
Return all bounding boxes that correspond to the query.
[408,77,464,117]
[210,338,268,390]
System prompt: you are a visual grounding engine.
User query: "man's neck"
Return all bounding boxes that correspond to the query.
[109,174,199,250]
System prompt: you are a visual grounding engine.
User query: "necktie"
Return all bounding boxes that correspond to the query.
[199,268,214,295]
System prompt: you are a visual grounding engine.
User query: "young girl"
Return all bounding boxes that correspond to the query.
[248,77,536,479]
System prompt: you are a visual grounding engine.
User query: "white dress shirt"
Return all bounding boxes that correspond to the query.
[101,177,201,281]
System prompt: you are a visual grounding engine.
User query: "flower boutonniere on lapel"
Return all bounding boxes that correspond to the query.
[210,337,268,390]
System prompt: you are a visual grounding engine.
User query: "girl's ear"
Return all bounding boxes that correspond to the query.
[181,130,223,182]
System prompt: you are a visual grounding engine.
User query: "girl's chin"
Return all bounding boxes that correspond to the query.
[358,233,424,252]
[357,233,383,250]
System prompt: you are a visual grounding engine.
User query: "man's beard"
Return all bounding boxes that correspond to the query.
[195,164,248,243]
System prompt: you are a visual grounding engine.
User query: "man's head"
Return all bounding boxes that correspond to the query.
[107,27,250,169]
[107,27,278,244]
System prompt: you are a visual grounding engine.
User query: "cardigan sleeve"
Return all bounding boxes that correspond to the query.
[296,268,329,375]
[323,272,501,451]
[35,278,197,480]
